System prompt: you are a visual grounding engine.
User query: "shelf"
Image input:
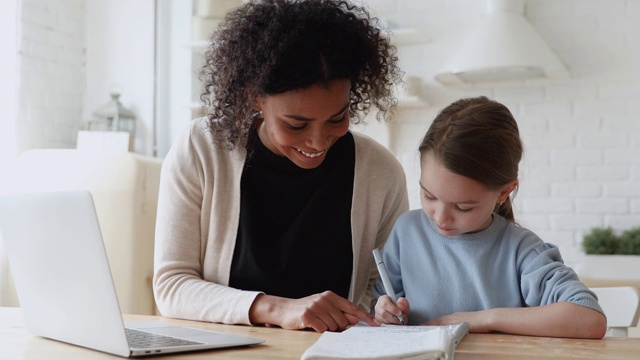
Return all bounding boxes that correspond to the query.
[398,96,428,108]
[384,27,429,46]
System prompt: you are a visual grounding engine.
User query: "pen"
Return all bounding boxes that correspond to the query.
[372,248,405,325]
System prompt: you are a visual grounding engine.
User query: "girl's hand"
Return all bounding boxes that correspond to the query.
[423,304,606,339]
[422,309,493,333]
[374,295,410,325]
[249,291,379,332]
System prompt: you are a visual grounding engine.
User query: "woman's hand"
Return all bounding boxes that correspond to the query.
[374,295,410,325]
[249,291,379,332]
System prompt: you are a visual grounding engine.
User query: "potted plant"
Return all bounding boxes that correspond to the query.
[619,227,640,255]
[577,227,640,283]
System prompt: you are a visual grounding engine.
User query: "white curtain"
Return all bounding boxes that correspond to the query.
[0,0,19,307]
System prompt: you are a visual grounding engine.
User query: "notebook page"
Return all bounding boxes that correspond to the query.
[301,326,450,360]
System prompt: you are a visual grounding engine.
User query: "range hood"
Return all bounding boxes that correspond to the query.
[435,0,569,85]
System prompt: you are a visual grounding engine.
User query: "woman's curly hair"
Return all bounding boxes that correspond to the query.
[200,0,402,151]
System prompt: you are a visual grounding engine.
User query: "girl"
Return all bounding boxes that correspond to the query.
[372,96,606,339]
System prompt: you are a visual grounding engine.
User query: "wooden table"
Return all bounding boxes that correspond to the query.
[2,307,639,359]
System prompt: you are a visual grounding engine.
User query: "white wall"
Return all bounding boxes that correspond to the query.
[358,0,640,267]
[15,0,155,156]
[17,0,86,152]
[84,0,155,155]
[0,0,18,165]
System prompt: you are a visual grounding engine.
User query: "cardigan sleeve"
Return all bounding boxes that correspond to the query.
[152,121,261,325]
[351,132,409,311]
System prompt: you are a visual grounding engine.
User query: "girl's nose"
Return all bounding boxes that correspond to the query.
[434,205,451,225]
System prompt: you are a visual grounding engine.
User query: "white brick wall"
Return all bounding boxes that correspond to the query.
[361,0,640,267]
[16,0,640,267]
[18,0,86,152]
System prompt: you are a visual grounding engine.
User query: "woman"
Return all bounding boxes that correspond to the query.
[153,0,409,333]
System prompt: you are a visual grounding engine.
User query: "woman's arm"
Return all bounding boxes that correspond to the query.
[153,122,262,325]
[352,133,409,311]
[424,302,606,339]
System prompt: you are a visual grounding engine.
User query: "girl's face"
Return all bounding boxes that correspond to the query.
[255,79,351,170]
[420,151,517,236]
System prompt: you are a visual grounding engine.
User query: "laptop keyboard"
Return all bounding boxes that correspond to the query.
[125,328,203,348]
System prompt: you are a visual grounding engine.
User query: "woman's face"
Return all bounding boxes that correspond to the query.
[419,151,517,236]
[255,79,351,169]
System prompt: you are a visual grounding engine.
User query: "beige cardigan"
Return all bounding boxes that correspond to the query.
[153,118,409,325]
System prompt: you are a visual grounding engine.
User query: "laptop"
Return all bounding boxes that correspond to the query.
[0,190,264,357]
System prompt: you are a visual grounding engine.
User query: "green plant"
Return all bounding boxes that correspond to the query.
[582,227,619,254]
[619,227,640,255]
[582,226,640,255]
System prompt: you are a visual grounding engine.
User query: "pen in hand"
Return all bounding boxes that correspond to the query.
[372,248,405,325]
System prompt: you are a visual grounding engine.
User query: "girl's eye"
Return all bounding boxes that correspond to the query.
[456,206,472,213]
[423,194,436,201]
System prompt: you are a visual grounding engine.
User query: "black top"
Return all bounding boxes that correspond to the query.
[229,130,355,299]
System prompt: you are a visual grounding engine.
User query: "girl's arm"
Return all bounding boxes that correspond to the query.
[424,302,606,339]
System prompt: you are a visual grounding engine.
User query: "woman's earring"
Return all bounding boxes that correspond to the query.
[252,110,263,119]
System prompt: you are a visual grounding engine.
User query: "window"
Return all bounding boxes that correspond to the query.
[0,0,18,307]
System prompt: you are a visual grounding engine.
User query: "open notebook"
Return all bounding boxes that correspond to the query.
[301,322,470,360]
[0,191,264,357]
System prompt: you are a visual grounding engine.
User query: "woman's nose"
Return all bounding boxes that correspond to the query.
[305,128,329,150]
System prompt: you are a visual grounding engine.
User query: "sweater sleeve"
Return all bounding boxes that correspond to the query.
[153,122,261,325]
[518,236,603,314]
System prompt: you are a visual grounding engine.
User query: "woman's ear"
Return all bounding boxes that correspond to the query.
[499,179,519,203]
[251,96,263,112]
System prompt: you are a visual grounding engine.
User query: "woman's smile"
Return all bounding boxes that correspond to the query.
[295,147,325,158]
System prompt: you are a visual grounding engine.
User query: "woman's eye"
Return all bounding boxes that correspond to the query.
[329,114,347,124]
[286,123,306,131]
[423,194,436,201]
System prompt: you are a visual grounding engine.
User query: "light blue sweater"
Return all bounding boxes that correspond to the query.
[372,210,603,325]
